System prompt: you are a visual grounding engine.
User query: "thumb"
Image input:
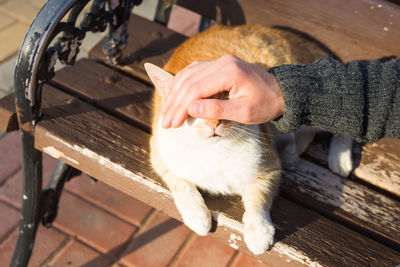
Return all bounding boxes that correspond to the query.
[188,99,240,121]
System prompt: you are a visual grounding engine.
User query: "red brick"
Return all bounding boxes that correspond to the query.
[0,169,22,207]
[66,174,153,226]
[53,192,137,255]
[0,154,59,208]
[0,226,68,267]
[175,235,236,267]
[120,210,191,267]
[0,201,19,240]
[233,253,270,267]
[0,131,22,184]
[49,239,111,267]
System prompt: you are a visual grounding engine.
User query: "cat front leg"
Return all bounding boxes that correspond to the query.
[242,171,280,255]
[163,172,212,236]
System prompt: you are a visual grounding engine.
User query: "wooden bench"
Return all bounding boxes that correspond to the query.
[1,0,400,265]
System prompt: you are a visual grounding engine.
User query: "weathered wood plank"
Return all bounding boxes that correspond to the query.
[0,93,18,132]
[53,58,400,247]
[282,159,400,248]
[91,2,400,72]
[88,14,187,83]
[166,0,400,61]
[35,84,400,265]
[304,133,400,197]
[354,138,400,197]
[52,61,153,132]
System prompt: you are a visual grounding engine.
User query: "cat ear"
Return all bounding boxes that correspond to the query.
[144,63,174,97]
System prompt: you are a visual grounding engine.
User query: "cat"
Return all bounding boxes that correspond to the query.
[144,24,353,255]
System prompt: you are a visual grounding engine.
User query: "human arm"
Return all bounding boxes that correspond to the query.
[269,57,400,142]
[162,54,284,127]
[162,55,400,143]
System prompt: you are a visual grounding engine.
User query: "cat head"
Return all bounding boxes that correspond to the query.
[144,63,258,141]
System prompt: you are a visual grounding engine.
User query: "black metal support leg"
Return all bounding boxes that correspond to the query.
[42,161,81,227]
[10,137,42,267]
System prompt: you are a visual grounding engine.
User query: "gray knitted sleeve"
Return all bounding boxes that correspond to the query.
[267,57,400,143]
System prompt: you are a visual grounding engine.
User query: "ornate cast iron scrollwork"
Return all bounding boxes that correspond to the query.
[12,0,142,266]
[35,0,142,124]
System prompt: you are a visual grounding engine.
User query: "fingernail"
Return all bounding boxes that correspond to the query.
[189,102,201,115]
[162,118,169,128]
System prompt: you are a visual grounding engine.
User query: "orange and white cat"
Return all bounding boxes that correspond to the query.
[145,24,352,255]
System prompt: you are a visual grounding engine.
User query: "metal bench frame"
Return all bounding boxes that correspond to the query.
[12,1,141,265]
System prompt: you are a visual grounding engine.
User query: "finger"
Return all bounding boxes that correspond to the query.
[162,61,208,113]
[188,98,244,121]
[164,67,221,127]
[162,67,210,128]
[166,70,236,128]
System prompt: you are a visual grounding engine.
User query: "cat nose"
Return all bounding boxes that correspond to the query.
[206,120,220,131]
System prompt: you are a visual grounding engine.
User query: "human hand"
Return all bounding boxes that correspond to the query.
[161,54,285,128]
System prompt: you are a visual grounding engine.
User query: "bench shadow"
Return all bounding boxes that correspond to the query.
[120,33,187,66]
[120,0,245,66]
[79,218,182,267]
[175,0,246,25]
[40,88,152,125]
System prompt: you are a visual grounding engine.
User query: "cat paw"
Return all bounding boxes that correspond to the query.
[329,134,353,177]
[329,151,352,177]
[181,206,212,236]
[243,212,274,255]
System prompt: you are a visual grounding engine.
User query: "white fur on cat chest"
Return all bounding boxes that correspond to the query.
[156,122,263,195]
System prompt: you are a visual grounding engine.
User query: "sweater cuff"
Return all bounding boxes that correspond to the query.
[267,64,315,133]
[267,57,366,139]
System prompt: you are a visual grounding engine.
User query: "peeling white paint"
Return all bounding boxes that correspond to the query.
[274,243,323,267]
[42,146,80,166]
[228,233,241,249]
[43,132,169,194]
[289,159,400,232]
[214,213,321,266]
[213,213,244,233]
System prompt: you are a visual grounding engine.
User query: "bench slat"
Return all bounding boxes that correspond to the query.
[34,83,400,265]
[305,134,400,197]
[166,0,400,61]
[282,159,400,248]
[355,138,400,196]
[53,58,400,248]
[0,94,18,132]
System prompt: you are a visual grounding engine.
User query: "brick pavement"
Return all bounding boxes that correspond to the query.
[0,1,270,266]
